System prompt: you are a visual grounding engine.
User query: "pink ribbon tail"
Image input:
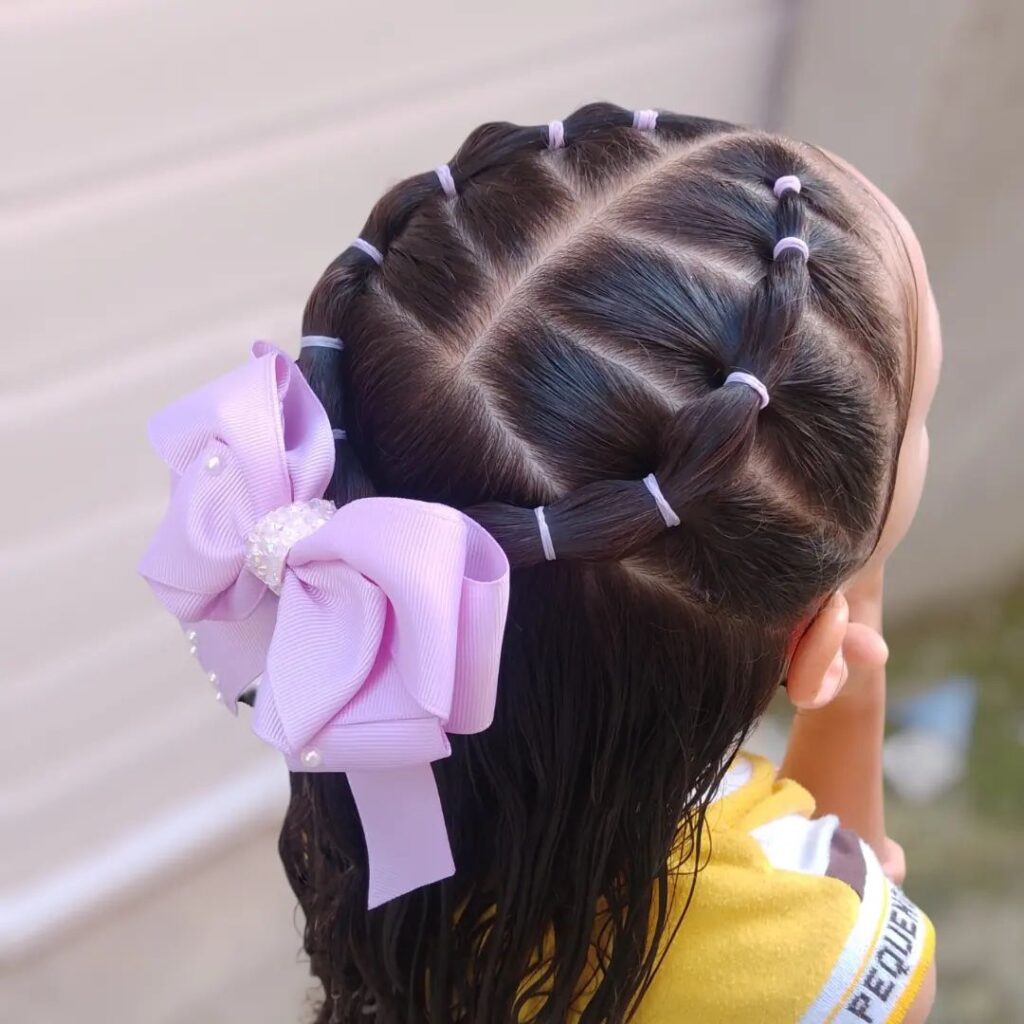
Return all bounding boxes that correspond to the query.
[347,766,455,908]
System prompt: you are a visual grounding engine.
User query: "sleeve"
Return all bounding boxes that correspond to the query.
[750,815,936,1024]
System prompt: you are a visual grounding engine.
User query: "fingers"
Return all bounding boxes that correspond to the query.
[792,620,888,710]
[843,622,889,669]
[787,592,851,710]
[808,647,849,709]
[880,836,907,885]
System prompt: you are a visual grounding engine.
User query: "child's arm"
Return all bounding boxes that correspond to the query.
[779,567,887,855]
[780,570,937,1021]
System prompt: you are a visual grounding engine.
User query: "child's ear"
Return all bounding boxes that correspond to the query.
[788,592,849,709]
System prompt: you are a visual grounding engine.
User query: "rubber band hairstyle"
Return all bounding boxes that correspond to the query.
[185,102,917,1021]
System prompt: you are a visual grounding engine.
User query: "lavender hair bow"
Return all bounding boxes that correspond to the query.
[138,342,510,907]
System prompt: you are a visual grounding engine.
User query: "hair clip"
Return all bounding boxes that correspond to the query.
[139,342,511,908]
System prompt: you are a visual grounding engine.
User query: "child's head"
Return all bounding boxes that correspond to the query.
[283,103,937,1021]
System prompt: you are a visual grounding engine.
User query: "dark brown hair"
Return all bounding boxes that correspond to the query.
[281,102,914,1023]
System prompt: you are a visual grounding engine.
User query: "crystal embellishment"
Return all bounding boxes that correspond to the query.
[244,499,336,594]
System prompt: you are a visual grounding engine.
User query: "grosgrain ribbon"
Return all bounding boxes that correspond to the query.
[138,342,510,907]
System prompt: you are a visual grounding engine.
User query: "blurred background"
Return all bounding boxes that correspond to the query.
[1,1,1021,1021]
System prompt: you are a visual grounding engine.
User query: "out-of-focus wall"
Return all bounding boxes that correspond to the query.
[780,0,1024,616]
[0,1,791,1014]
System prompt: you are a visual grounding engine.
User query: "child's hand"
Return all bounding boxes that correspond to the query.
[844,562,885,631]
[831,606,889,709]
[788,590,888,712]
[879,836,907,886]
[782,581,891,856]
[837,564,889,710]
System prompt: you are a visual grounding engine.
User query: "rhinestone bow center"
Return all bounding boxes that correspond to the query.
[244,498,336,594]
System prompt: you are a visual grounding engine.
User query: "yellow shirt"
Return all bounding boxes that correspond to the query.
[633,754,935,1024]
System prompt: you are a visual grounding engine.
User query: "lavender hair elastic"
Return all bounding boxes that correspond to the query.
[633,109,658,132]
[773,236,810,261]
[547,120,565,149]
[351,238,384,265]
[773,175,802,198]
[435,163,457,198]
[300,336,344,351]
[643,474,681,528]
[534,506,556,561]
[725,371,770,410]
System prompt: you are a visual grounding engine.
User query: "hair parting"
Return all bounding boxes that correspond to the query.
[283,101,912,1023]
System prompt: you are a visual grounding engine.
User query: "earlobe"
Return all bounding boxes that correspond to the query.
[788,592,849,709]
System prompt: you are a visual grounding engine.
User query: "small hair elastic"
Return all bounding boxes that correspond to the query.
[351,237,384,265]
[633,109,658,132]
[332,428,347,441]
[642,473,681,528]
[434,163,457,198]
[547,120,565,150]
[772,236,810,261]
[724,371,770,410]
[300,336,344,351]
[773,175,802,198]
[534,506,556,561]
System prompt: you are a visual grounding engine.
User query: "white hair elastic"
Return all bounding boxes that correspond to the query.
[332,428,347,441]
[547,120,565,149]
[773,236,810,261]
[351,237,383,265]
[725,371,770,410]
[434,163,457,198]
[642,474,681,528]
[300,336,344,351]
[632,109,658,132]
[773,175,802,198]
[534,506,556,561]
